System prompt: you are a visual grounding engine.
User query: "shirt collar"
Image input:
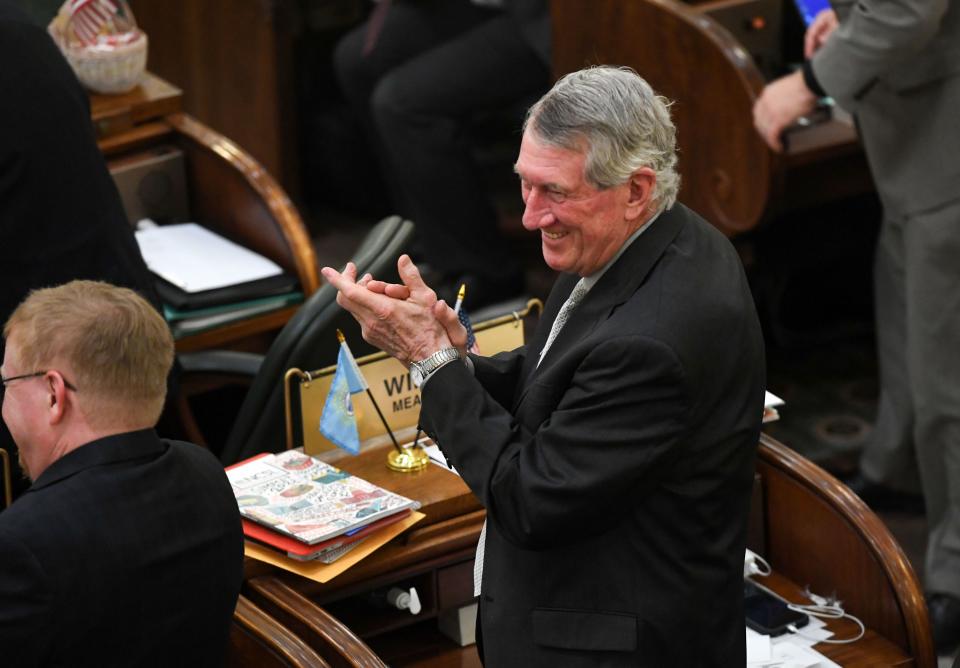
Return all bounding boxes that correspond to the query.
[581,208,662,293]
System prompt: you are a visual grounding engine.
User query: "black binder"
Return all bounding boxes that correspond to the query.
[155,272,299,310]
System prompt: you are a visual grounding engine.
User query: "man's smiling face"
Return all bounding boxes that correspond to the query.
[515,130,642,277]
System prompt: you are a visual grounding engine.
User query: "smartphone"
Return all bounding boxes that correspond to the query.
[744,580,810,636]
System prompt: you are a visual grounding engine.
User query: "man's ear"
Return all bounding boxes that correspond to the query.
[46,372,69,426]
[624,168,657,221]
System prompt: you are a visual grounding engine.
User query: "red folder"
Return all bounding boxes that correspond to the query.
[242,509,411,560]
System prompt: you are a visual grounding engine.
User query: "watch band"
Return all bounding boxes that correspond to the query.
[412,347,461,387]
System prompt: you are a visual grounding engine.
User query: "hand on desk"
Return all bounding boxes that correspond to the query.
[321,255,468,365]
[753,70,818,152]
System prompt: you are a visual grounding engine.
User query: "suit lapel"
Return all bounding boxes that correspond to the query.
[514,205,688,408]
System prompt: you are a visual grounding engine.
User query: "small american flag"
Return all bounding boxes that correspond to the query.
[67,0,119,45]
[458,307,480,355]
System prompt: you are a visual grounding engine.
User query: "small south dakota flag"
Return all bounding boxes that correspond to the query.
[319,332,369,454]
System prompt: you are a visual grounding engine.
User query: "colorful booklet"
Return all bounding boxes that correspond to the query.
[227,451,420,545]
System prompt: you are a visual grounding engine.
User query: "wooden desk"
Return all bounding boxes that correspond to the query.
[756,434,934,667]
[764,573,912,666]
[90,74,319,353]
[243,437,931,666]
[245,444,483,612]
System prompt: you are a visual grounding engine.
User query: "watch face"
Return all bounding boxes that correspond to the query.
[410,365,424,388]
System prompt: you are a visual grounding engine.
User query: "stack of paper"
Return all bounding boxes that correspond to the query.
[136,222,284,292]
[746,620,841,668]
[226,451,422,578]
[134,222,303,337]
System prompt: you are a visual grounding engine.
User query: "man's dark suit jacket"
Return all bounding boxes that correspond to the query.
[0,1,161,491]
[0,430,244,667]
[420,204,766,666]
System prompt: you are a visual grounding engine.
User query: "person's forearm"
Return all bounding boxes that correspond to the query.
[812,0,948,107]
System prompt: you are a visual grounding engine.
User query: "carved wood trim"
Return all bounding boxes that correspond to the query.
[230,595,331,667]
[247,576,388,668]
[166,113,319,294]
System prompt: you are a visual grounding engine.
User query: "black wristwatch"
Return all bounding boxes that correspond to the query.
[410,348,462,388]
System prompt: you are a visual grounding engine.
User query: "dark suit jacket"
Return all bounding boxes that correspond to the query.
[0,430,244,667]
[0,1,162,490]
[0,1,157,322]
[420,204,765,666]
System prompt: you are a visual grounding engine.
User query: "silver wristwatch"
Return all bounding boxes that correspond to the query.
[410,347,462,388]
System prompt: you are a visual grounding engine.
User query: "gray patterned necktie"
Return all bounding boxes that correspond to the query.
[537,278,589,367]
[474,279,590,597]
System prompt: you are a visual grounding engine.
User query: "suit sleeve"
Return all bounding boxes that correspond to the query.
[812,0,949,109]
[468,346,527,409]
[0,528,52,666]
[420,334,690,549]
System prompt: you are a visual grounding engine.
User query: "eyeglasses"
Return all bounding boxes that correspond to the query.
[0,371,78,400]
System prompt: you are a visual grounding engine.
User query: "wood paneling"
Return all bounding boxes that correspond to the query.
[131,0,301,192]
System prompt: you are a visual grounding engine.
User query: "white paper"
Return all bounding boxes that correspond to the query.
[771,639,841,668]
[747,617,841,668]
[765,391,785,408]
[135,222,283,292]
[421,444,459,475]
[746,628,774,664]
[772,617,832,650]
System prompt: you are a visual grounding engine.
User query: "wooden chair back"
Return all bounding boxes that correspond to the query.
[550,0,780,235]
[167,113,319,294]
[93,78,319,297]
[227,595,331,668]
[757,434,935,667]
[245,576,388,668]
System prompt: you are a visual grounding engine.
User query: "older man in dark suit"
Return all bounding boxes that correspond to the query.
[0,281,243,667]
[324,67,765,665]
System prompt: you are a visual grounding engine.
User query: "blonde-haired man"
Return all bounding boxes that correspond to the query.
[0,281,243,667]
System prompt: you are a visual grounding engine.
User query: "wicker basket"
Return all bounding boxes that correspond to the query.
[59,30,148,95]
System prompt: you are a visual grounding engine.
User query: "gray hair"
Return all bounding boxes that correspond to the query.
[524,66,680,212]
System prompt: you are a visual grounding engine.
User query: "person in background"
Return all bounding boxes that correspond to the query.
[324,66,766,665]
[333,0,551,308]
[753,0,960,653]
[0,0,162,495]
[0,281,243,666]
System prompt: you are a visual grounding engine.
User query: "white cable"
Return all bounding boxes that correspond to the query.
[747,577,866,644]
[744,549,772,578]
[787,613,865,645]
[786,599,866,644]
